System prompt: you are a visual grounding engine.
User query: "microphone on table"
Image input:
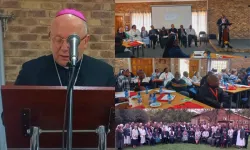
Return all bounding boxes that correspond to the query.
[67,34,80,67]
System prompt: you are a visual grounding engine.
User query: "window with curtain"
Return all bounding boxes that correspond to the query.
[192,11,207,37]
[210,60,229,73]
[131,13,151,31]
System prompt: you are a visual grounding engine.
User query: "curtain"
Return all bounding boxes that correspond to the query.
[192,11,207,37]
[131,13,152,31]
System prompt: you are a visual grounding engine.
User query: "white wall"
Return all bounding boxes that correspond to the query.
[0,20,7,150]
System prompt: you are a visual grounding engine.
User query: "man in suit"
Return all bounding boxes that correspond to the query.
[149,25,159,49]
[178,25,187,48]
[15,9,115,87]
[217,14,230,46]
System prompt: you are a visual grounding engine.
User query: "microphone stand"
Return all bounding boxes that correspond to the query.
[66,62,76,150]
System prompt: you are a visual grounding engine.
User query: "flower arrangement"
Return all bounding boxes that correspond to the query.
[224,41,229,45]
[223,41,232,49]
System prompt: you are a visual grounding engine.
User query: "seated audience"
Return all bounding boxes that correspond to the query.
[128,25,142,41]
[192,71,200,83]
[166,72,189,97]
[117,69,131,91]
[133,70,152,91]
[159,27,169,49]
[169,24,178,35]
[159,67,174,87]
[182,71,193,87]
[141,26,150,47]
[152,69,161,79]
[229,69,241,84]
[116,27,127,40]
[186,25,198,47]
[149,25,159,49]
[221,69,230,82]
[178,25,187,48]
[196,74,227,108]
[162,34,189,58]
[115,36,133,58]
[200,71,213,86]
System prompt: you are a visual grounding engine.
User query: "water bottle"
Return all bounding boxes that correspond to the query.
[149,94,152,105]
[159,86,163,94]
[137,92,142,105]
[151,75,155,80]
[168,93,172,104]
[226,83,228,90]
[146,86,149,94]
[220,79,224,86]
[153,93,156,103]
[124,89,129,98]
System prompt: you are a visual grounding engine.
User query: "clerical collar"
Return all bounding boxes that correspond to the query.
[56,58,82,70]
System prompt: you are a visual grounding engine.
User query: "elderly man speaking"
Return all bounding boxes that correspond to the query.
[14,9,115,86]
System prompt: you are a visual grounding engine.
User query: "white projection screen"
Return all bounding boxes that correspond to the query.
[151,5,192,29]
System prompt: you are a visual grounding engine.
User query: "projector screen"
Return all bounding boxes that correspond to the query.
[152,5,192,29]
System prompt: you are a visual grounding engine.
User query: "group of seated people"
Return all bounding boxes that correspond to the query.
[115,67,200,96]
[115,67,250,108]
[116,122,249,149]
[115,24,198,58]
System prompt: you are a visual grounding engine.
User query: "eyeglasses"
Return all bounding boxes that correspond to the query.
[51,34,88,47]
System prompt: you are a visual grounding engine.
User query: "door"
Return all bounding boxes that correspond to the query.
[189,60,199,78]
[115,16,123,33]
[131,58,153,77]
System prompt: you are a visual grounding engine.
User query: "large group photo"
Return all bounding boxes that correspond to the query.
[115,109,250,150]
[115,0,250,58]
[115,58,250,109]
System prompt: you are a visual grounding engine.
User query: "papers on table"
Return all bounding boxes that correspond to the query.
[220,86,226,89]
[234,84,250,88]
[154,89,176,93]
[115,101,129,106]
[115,92,125,98]
[141,89,153,93]
[193,51,205,58]
[161,95,176,100]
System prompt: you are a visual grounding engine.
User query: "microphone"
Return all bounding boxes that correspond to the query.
[67,34,80,67]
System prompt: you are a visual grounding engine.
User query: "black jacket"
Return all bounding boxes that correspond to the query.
[15,54,115,87]
[196,83,224,108]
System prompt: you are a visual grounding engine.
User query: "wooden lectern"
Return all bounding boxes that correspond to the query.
[1,86,115,149]
[221,23,232,47]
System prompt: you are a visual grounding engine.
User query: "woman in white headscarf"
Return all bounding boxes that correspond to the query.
[236,126,245,148]
[131,126,139,148]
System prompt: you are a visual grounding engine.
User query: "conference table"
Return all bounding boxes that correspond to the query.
[122,41,145,57]
[193,82,250,108]
[190,53,242,59]
[115,88,212,109]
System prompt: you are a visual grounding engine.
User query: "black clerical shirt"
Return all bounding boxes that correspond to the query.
[15,54,115,87]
